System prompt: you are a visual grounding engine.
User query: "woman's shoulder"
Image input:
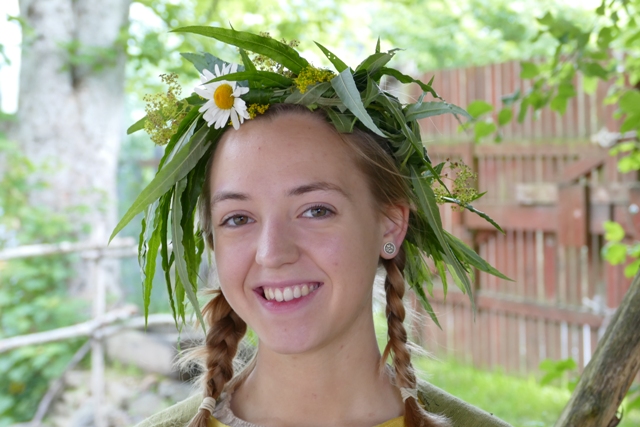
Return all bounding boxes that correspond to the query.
[133,393,201,427]
[133,383,513,427]
[417,379,512,427]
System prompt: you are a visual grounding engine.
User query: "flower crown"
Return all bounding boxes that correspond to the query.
[110,27,507,329]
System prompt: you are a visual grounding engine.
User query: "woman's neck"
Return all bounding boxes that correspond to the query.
[230,321,404,427]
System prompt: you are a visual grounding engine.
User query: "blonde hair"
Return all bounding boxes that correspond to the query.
[189,104,450,427]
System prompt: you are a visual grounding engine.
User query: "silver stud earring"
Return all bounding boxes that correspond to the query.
[383,242,396,255]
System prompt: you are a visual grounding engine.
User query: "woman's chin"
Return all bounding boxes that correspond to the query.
[257,331,323,356]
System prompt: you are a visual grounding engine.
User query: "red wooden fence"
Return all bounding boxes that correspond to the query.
[409,61,638,376]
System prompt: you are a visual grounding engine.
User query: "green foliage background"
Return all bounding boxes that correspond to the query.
[0,138,88,425]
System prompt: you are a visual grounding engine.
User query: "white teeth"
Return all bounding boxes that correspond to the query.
[263,283,320,301]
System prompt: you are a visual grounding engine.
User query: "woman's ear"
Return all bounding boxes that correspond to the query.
[380,203,410,259]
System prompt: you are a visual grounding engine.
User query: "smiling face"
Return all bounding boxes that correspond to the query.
[206,112,392,355]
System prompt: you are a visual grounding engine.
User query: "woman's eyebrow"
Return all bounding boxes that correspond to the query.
[210,191,249,208]
[287,181,351,199]
[211,181,350,209]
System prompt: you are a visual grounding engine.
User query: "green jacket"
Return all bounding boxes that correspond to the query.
[134,380,512,427]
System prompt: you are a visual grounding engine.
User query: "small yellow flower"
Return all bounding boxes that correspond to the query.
[247,104,270,119]
[143,73,188,145]
[294,66,335,93]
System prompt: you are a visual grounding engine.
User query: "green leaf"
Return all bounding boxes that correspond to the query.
[110,124,219,242]
[620,91,640,115]
[143,202,164,324]
[375,67,438,98]
[624,30,640,48]
[580,62,609,79]
[203,70,292,88]
[604,220,625,242]
[238,49,256,72]
[314,42,348,72]
[501,89,521,106]
[446,232,511,280]
[127,116,147,135]
[239,48,258,89]
[331,69,385,137]
[158,108,200,171]
[411,169,474,308]
[363,78,381,107]
[284,82,332,105]
[180,52,228,74]
[550,95,569,115]
[325,108,356,133]
[356,52,395,75]
[405,101,471,122]
[520,62,540,79]
[172,179,205,332]
[467,100,493,118]
[440,196,504,233]
[474,121,497,141]
[537,12,555,26]
[497,108,513,126]
[173,26,309,74]
[602,242,627,265]
[158,194,177,326]
[624,259,640,279]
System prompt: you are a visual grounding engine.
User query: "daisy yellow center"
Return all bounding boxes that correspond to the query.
[213,84,235,109]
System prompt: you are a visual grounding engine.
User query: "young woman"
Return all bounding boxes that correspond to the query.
[115,27,512,427]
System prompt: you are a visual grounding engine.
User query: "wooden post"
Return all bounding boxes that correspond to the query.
[554,271,640,427]
[88,251,107,427]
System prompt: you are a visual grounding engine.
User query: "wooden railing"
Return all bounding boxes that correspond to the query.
[0,239,176,427]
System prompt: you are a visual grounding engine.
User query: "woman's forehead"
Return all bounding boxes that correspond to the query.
[211,114,366,199]
[211,114,357,183]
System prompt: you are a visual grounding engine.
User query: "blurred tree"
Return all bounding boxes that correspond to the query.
[10,0,130,264]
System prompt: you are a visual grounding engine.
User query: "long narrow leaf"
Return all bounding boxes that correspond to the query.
[331,69,384,137]
[158,109,200,171]
[143,202,164,326]
[446,232,511,280]
[172,179,205,332]
[172,26,309,74]
[356,52,395,75]
[158,192,178,326]
[127,116,147,135]
[110,124,218,242]
[376,67,438,99]
[325,108,356,132]
[410,168,475,310]
[203,70,292,88]
[180,52,228,74]
[440,196,504,233]
[284,82,331,105]
[314,42,348,72]
[405,101,471,122]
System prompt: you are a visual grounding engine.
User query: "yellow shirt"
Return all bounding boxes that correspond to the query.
[209,416,404,427]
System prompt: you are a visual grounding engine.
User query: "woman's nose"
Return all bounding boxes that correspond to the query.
[254,219,300,268]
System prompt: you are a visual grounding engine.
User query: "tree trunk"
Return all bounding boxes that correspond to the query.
[13,0,130,294]
[554,272,640,427]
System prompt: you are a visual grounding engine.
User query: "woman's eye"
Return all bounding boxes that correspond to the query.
[302,206,333,218]
[222,215,252,227]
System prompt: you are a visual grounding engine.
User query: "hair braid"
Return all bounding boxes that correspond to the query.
[382,250,450,427]
[187,289,247,427]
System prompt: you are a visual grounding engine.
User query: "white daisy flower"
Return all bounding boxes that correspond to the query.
[195,63,250,130]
